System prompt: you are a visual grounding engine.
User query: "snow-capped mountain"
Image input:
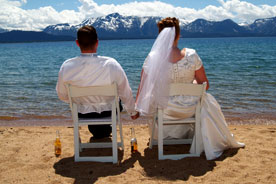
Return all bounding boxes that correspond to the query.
[43,13,276,39]
[0,13,273,43]
[43,23,78,37]
[246,17,276,35]
[43,13,188,39]
[44,13,158,39]
[181,19,251,37]
[0,28,8,33]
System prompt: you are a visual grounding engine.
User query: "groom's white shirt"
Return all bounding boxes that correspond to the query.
[56,53,136,114]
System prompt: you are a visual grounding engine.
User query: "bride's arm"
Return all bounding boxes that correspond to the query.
[195,66,209,90]
[135,68,144,103]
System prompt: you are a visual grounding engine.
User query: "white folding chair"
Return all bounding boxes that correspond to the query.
[66,83,124,164]
[149,83,206,160]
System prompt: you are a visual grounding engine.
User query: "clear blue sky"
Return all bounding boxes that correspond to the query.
[21,0,276,12]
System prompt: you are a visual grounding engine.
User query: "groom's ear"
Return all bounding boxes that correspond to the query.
[95,39,99,48]
[76,40,80,47]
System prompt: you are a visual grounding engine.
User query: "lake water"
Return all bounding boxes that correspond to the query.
[0,37,276,122]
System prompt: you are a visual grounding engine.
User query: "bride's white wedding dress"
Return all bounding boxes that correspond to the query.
[151,48,245,160]
[135,27,244,160]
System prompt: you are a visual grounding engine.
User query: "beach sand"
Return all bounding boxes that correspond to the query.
[0,118,275,184]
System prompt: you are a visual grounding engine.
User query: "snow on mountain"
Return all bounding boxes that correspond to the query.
[139,17,150,28]
[0,28,8,33]
[44,13,162,38]
[43,13,276,39]
[181,19,250,37]
[247,17,276,35]
[238,22,250,26]
[179,18,189,27]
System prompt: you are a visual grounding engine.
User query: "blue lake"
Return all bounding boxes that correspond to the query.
[0,37,276,119]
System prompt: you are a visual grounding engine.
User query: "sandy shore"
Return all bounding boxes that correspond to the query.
[0,119,275,184]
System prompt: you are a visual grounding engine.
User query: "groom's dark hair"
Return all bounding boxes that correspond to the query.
[77,25,98,50]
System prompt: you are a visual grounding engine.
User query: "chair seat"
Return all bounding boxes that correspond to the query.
[79,117,111,122]
[78,117,116,125]
[163,117,195,125]
[151,138,193,145]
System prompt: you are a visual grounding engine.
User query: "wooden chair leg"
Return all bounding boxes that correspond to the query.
[112,122,118,164]
[119,120,124,150]
[158,109,164,160]
[149,114,157,149]
[112,103,118,164]
[74,124,80,162]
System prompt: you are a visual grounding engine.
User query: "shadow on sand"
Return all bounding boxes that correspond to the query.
[53,148,139,184]
[53,145,240,183]
[138,146,240,181]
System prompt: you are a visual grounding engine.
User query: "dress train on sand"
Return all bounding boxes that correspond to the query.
[190,93,245,160]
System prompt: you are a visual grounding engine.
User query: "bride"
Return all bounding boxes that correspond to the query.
[135,17,244,160]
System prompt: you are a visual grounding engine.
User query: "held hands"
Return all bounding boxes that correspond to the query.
[131,111,140,120]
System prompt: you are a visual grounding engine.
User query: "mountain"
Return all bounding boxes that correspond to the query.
[246,17,276,36]
[43,23,78,38]
[0,28,8,33]
[1,13,276,43]
[43,13,189,39]
[0,31,75,43]
[83,13,160,39]
[44,13,163,39]
[43,13,276,39]
[181,19,252,37]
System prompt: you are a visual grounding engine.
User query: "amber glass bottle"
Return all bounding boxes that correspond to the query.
[130,128,138,153]
[55,130,61,157]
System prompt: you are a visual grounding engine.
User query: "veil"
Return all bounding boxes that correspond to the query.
[136,27,175,116]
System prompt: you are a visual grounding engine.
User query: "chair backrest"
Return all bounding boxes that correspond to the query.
[66,83,119,119]
[169,82,207,105]
[169,83,206,96]
[67,83,118,98]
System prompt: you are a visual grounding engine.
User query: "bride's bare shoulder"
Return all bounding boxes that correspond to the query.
[171,48,185,63]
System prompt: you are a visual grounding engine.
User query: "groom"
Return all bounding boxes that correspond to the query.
[56,25,139,139]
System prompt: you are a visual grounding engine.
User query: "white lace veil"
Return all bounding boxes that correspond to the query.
[136,27,175,116]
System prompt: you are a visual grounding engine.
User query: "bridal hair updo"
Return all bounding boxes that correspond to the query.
[157,17,180,40]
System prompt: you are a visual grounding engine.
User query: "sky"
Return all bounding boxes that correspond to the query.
[0,0,276,31]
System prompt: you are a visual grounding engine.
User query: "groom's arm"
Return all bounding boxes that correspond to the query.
[56,66,69,103]
[110,61,137,115]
